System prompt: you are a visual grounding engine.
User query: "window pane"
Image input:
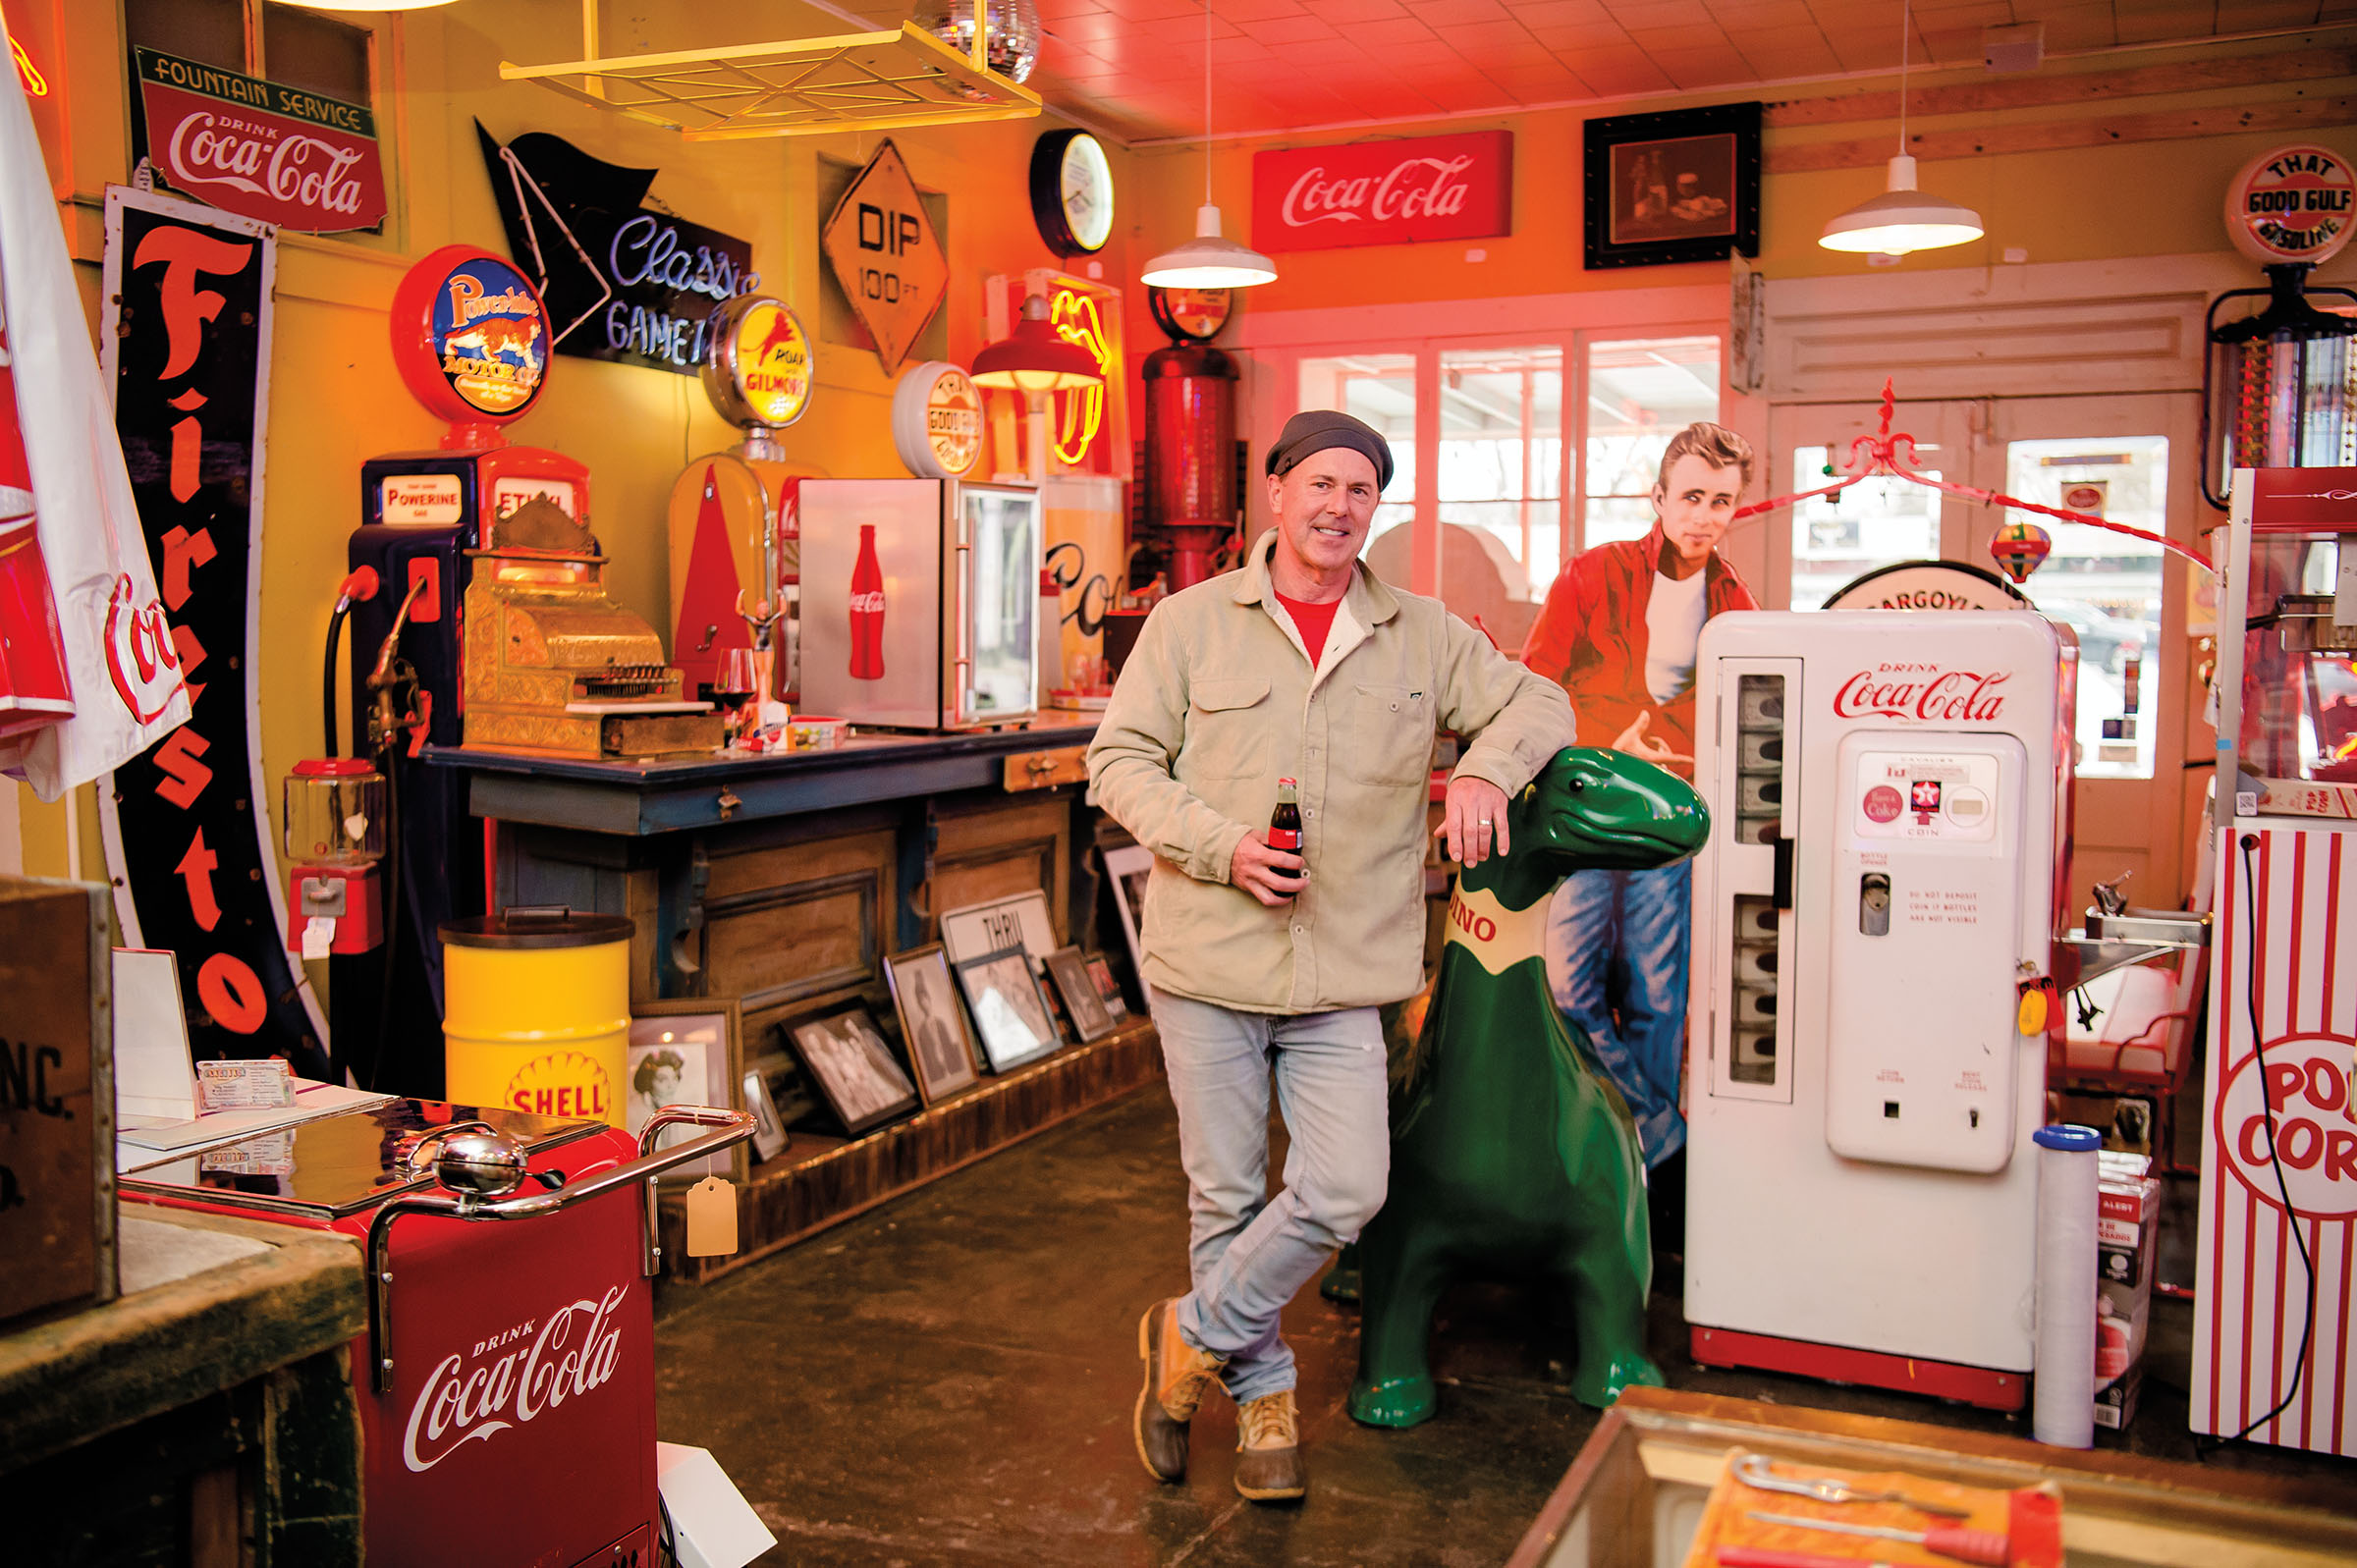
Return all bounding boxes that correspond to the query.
[2005,437,2169,781]
[1583,336,1718,549]
[1790,448,1942,611]
[1438,347,1562,648]
[126,0,245,69]
[262,3,373,103]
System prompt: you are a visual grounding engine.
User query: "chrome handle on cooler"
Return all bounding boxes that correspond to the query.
[365,1107,754,1392]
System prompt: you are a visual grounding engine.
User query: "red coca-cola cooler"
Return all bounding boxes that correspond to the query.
[121,1098,750,1567]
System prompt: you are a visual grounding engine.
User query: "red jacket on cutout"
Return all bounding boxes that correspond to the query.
[1518,522,1757,781]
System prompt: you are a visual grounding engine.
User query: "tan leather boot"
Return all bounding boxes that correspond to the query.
[1233,1389,1306,1502]
[1133,1297,1227,1483]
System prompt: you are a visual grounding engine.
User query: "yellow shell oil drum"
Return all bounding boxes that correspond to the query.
[439,908,634,1127]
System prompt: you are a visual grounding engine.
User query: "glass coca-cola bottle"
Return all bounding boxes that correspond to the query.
[1269,777,1303,854]
[849,521,885,680]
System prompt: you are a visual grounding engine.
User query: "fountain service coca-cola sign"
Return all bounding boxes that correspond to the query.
[133,48,385,233]
[1252,131,1511,252]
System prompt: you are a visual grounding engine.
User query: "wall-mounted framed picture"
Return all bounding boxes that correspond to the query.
[627,998,745,1183]
[955,944,1062,1073]
[885,943,983,1104]
[1102,844,1152,993]
[1044,945,1117,1044]
[940,890,1057,965]
[787,1004,919,1137]
[1582,101,1760,270]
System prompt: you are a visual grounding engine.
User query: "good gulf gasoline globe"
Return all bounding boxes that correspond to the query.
[918,0,1040,83]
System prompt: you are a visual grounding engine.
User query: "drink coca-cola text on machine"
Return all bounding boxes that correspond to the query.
[123,1099,758,1566]
[1684,610,2075,1410]
[345,247,588,1094]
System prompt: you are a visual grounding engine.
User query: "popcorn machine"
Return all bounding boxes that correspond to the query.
[1684,610,2074,1410]
[2191,465,2357,1456]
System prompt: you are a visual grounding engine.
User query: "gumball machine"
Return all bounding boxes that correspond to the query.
[281,755,386,957]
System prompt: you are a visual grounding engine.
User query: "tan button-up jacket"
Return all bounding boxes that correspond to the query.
[1086,532,1574,1014]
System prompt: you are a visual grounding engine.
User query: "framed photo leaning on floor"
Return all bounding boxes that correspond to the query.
[787,1004,919,1136]
[955,944,1062,1073]
[885,943,983,1103]
[627,997,745,1182]
[1102,843,1153,996]
[1045,945,1117,1044]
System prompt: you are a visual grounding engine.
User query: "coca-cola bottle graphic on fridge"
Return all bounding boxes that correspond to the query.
[848,521,886,679]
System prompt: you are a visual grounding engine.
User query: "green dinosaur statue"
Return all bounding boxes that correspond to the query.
[1347,746,1711,1428]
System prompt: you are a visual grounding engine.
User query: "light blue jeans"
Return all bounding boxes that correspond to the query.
[1545,861,1692,1168]
[1148,987,1390,1404]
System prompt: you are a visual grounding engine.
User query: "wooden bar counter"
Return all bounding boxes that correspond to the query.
[427,719,1160,1278]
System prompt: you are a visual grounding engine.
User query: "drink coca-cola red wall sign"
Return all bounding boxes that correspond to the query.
[132,48,385,234]
[1251,131,1511,253]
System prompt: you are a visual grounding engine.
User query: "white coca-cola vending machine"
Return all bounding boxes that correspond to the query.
[795,478,1041,730]
[1684,610,2074,1409]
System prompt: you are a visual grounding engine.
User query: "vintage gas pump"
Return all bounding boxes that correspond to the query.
[667,294,819,711]
[344,247,588,1094]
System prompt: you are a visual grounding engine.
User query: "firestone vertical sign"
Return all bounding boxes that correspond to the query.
[98,188,326,1076]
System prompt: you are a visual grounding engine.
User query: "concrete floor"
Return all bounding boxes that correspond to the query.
[654,1084,2352,1567]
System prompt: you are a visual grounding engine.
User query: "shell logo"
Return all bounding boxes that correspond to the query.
[504,1049,614,1124]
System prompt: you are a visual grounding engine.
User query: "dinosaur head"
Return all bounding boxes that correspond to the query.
[1463,747,1711,905]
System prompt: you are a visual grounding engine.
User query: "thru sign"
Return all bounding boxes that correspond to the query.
[823,140,948,376]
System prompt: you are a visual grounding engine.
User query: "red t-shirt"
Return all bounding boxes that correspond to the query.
[1274,590,1341,668]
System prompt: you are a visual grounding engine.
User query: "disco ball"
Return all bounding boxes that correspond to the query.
[917,0,1040,83]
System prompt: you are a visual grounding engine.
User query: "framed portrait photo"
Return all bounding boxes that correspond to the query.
[1582,101,1760,270]
[1102,843,1152,992]
[788,1005,920,1137]
[741,1069,790,1162]
[885,943,983,1104]
[1045,945,1117,1044]
[1086,952,1128,1022]
[627,998,745,1182]
[955,944,1063,1073]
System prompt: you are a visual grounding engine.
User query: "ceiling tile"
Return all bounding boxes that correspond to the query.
[1515,0,1617,22]
[1606,0,1716,24]
[1301,0,1411,20]
[1411,0,1517,23]
[1354,16,1445,41]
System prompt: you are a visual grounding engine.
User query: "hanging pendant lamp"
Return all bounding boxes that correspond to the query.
[1141,1,1276,290]
[972,294,1102,392]
[1818,0,1983,257]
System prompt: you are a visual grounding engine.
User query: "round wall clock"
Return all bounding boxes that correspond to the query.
[1148,285,1233,345]
[1029,130,1114,255]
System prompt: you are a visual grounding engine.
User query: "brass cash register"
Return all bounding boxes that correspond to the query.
[462,498,722,759]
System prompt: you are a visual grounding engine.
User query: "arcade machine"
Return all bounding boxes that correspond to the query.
[2191,465,2357,1457]
[666,294,821,712]
[1684,610,2075,1409]
[338,247,588,1094]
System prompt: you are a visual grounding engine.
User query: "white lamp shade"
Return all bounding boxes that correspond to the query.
[1141,204,1277,289]
[1819,155,1984,256]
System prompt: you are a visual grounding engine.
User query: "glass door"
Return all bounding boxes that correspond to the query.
[956,485,1039,725]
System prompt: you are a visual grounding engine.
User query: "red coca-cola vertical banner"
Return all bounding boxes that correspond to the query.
[1251,131,1512,253]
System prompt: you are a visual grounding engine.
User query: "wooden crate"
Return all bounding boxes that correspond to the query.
[0,876,115,1324]
[1510,1388,2357,1568]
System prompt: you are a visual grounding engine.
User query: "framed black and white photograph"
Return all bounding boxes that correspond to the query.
[788,1005,920,1136]
[741,1068,790,1162]
[627,998,745,1182]
[1045,945,1116,1044]
[955,944,1062,1073]
[1103,843,1152,989]
[886,943,983,1103]
[939,890,1058,965]
[1086,952,1128,1021]
[1582,102,1760,270]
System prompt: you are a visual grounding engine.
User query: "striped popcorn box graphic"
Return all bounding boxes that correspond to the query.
[2193,824,2357,1455]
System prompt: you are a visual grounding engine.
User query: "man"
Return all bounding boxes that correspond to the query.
[1089,409,1572,1504]
[1519,421,1759,1203]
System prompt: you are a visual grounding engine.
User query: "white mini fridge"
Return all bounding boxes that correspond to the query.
[1684,610,2074,1410]
[794,478,1041,730]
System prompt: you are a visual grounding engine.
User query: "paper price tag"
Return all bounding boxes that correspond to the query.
[196,1056,297,1111]
[301,916,336,959]
[685,1176,739,1256]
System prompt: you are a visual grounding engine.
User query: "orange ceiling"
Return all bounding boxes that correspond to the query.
[882,0,2357,143]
